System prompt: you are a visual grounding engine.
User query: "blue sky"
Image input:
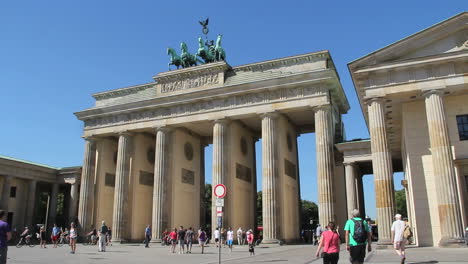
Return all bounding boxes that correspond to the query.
[0,1,465,219]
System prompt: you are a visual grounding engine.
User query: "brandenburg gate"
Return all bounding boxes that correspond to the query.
[75,51,350,243]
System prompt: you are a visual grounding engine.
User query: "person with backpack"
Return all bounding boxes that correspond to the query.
[98,221,109,252]
[391,214,407,264]
[315,222,340,264]
[198,228,207,254]
[344,209,372,264]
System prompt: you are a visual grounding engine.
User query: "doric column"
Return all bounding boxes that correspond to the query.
[212,119,229,235]
[25,180,37,227]
[112,132,133,243]
[48,183,59,226]
[344,162,358,218]
[261,113,279,243]
[151,127,171,243]
[77,138,96,235]
[314,105,336,227]
[0,175,13,212]
[367,97,395,244]
[423,90,463,244]
[69,182,79,222]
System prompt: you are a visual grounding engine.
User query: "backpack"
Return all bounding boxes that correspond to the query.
[100,225,108,235]
[403,225,413,239]
[351,219,367,243]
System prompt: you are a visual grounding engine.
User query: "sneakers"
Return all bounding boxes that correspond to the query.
[401,257,406,264]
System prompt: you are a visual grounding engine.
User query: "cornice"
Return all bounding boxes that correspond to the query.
[92,83,156,101]
[153,61,230,83]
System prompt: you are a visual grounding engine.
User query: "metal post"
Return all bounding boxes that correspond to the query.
[218,215,222,264]
[45,195,50,232]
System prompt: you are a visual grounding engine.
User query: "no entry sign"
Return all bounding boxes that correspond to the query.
[214,184,227,198]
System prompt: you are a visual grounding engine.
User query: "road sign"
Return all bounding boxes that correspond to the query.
[217,216,222,228]
[214,184,227,198]
[215,198,224,207]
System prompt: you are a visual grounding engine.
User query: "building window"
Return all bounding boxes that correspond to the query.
[10,186,16,198]
[456,115,468,141]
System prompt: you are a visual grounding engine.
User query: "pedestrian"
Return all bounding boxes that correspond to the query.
[242,230,246,245]
[0,210,12,264]
[169,228,177,253]
[98,221,108,252]
[51,224,60,248]
[227,227,234,252]
[106,227,112,246]
[214,228,220,247]
[198,228,207,254]
[69,222,77,254]
[344,209,372,264]
[236,227,243,245]
[246,229,255,256]
[315,222,340,264]
[185,227,194,253]
[465,226,468,245]
[39,226,47,248]
[315,224,322,245]
[221,228,227,248]
[391,214,407,264]
[144,224,151,248]
[177,226,186,254]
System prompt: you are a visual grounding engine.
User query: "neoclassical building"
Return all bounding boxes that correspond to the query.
[0,155,81,231]
[345,12,468,246]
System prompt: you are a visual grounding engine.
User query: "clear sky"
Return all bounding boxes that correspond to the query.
[0,1,465,219]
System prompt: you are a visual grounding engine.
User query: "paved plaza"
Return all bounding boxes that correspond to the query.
[5,243,468,264]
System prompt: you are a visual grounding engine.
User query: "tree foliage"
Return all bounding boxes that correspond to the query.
[395,189,407,218]
[301,199,319,229]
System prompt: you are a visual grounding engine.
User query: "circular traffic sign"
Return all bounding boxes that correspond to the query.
[214,184,227,198]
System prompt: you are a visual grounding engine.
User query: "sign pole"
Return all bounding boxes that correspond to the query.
[213,184,226,264]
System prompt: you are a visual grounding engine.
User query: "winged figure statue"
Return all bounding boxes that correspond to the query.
[199,18,209,35]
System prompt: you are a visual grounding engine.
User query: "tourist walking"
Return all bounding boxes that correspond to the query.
[169,228,177,253]
[39,226,47,248]
[177,226,186,254]
[221,228,227,248]
[391,214,407,264]
[185,227,194,253]
[214,228,220,247]
[227,227,234,252]
[344,209,372,264]
[51,224,60,248]
[315,224,322,245]
[98,221,108,252]
[315,222,340,264]
[0,210,12,264]
[236,227,243,245]
[198,228,207,254]
[246,229,255,256]
[144,225,151,248]
[106,227,112,246]
[69,223,77,254]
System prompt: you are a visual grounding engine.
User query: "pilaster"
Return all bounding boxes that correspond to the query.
[77,137,96,236]
[344,162,358,218]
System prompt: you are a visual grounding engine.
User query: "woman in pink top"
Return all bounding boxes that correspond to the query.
[315,222,340,264]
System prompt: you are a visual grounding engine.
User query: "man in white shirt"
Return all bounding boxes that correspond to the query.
[227,228,234,252]
[214,228,220,247]
[391,214,407,264]
[236,227,243,245]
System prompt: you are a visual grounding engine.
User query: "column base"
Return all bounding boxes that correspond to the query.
[376,239,393,249]
[111,238,126,244]
[439,238,466,248]
[150,239,162,243]
[261,239,284,246]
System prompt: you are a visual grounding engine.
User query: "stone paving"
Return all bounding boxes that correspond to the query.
[5,243,468,264]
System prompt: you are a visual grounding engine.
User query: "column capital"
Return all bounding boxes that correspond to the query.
[312,104,332,112]
[212,118,231,125]
[259,111,280,119]
[363,96,386,106]
[343,161,357,167]
[153,126,173,133]
[421,88,445,98]
[81,136,97,143]
[118,131,133,137]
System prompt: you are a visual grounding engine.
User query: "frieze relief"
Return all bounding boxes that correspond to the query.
[160,73,220,93]
[84,85,326,129]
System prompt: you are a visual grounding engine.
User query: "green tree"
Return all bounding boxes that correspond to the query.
[257,191,262,226]
[395,189,407,218]
[301,200,318,229]
[204,184,212,229]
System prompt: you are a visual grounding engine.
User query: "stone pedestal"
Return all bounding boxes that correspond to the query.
[315,105,336,227]
[26,180,37,228]
[0,176,12,212]
[423,90,464,245]
[344,162,358,217]
[151,128,171,243]
[112,132,133,243]
[77,138,96,235]
[261,113,279,243]
[367,98,395,244]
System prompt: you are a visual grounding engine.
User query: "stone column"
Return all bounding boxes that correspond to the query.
[261,113,279,243]
[315,105,336,227]
[212,119,229,235]
[423,90,464,244]
[367,98,395,244]
[0,175,13,212]
[48,183,59,226]
[454,163,468,232]
[77,138,96,235]
[69,182,79,222]
[25,180,37,227]
[344,162,358,218]
[151,128,171,243]
[112,132,133,243]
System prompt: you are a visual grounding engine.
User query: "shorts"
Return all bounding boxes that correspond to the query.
[323,252,339,264]
[178,240,185,245]
[215,238,219,242]
[394,240,406,250]
[349,244,366,263]
[227,240,233,246]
